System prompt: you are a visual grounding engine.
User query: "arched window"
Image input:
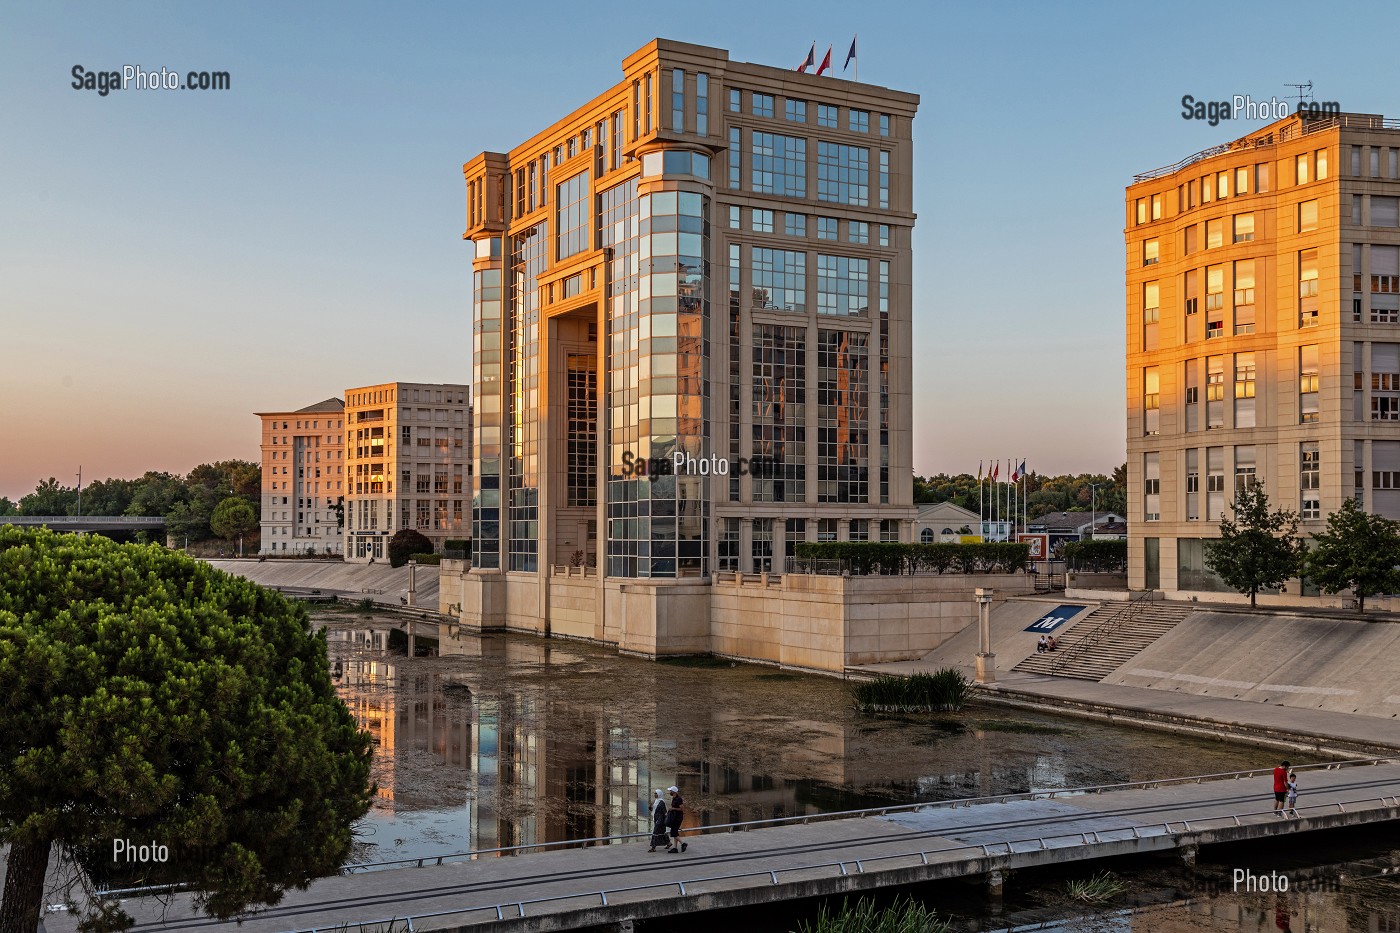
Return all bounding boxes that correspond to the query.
[941,527,954,534]
[920,528,934,544]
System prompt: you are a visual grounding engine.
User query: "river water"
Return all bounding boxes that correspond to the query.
[319,609,1400,930]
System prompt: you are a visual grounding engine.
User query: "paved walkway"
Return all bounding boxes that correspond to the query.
[49,762,1400,933]
[851,661,1400,753]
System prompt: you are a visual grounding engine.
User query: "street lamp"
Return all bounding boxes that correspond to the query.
[1087,482,1105,541]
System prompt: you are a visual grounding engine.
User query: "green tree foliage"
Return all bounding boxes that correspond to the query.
[0,498,16,516]
[1204,486,1303,608]
[388,528,434,568]
[17,478,79,516]
[1062,539,1128,572]
[210,497,258,544]
[76,478,139,516]
[1305,498,1400,612]
[0,528,372,933]
[910,466,1127,520]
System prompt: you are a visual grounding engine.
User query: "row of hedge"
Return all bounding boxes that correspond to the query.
[1062,539,1127,573]
[791,541,1031,575]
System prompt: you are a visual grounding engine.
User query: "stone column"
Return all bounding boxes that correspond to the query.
[975,587,996,684]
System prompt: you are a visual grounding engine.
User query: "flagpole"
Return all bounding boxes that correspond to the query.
[854,33,858,82]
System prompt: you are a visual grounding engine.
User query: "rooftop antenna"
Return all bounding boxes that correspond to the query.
[1286,81,1314,110]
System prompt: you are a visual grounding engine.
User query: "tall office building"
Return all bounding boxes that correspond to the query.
[256,398,346,555]
[344,382,473,561]
[1126,112,1400,596]
[461,38,919,590]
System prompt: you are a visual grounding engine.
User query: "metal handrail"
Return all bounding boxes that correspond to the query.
[1049,590,1155,676]
[284,791,1400,933]
[339,755,1397,873]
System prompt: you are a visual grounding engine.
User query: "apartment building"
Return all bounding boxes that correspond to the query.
[461,39,919,599]
[344,382,472,562]
[256,398,346,555]
[1126,112,1400,597]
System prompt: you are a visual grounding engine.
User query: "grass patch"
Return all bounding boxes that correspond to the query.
[1064,871,1129,904]
[657,655,735,668]
[795,895,952,933]
[851,670,971,714]
[973,719,1071,735]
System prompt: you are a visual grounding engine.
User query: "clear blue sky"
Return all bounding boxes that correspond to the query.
[1,0,1393,500]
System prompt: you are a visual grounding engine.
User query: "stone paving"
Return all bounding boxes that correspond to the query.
[50,761,1400,933]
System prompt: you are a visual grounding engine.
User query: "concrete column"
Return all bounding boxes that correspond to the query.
[838,518,850,542]
[1180,843,1199,867]
[407,560,417,607]
[986,868,1005,898]
[975,587,995,684]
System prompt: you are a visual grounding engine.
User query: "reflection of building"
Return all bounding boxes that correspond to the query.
[255,398,346,555]
[459,39,919,635]
[344,382,473,562]
[1125,111,1400,596]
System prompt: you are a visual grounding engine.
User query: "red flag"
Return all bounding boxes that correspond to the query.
[816,45,832,76]
[991,461,1000,481]
[796,42,815,73]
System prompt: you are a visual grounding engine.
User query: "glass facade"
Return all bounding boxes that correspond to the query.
[751,132,806,198]
[471,247,504,568]
[817,330,869,502]
[752,324,807,502]
[817,142,870,206]
[508,223,548,571]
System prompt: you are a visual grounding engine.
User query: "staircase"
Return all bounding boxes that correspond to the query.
[1013,598,1195,681]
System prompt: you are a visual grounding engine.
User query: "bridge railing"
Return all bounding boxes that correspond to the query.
[337,755,1398,874]
[285,790,1400,933]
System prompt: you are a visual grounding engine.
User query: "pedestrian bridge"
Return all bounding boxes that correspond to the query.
[0,515,165,534]
[68,758,1400,933]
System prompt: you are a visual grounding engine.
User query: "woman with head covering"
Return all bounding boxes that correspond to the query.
[665,786,688,853]
[647,789,668,852]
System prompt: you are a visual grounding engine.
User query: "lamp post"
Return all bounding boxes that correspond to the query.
[1087,482,1104,541]
[974,587,996,684]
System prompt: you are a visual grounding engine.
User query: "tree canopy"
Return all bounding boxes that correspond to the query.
[1204,486,1303,608]
[0,528,372,933]
[388,528,434,568]
[210,497,258,543]
[1305,498,1400,612]
[911,466,1127,519]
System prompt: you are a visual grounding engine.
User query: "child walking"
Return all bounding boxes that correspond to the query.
[1285,769,1299,817]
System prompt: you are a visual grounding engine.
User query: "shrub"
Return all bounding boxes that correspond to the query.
[796,895,952,933]
[408,553,441,566]
[851,669,971,713]
[792,542,1030,575]
[387,529,433,568]
[1065,871,1129,903]
[1062,539,1127,573]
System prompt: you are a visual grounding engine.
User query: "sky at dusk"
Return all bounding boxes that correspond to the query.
[2,0,1394,501]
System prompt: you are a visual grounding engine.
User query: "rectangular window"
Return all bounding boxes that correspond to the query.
[1143,238,1159,265]
[1144,366,1160,435]
[1233,259,1255,335]
[1235,445,1258,495]
[1352,145,1363,176]
[633,80,641,140]
[751,208,774,233]
[1136,198,1147,224]
[1300,248,1319,327]
[849,109,869,133]
[1373,343,1400,421]
[1206,218,1223,249]
[1301,442,1321,519]
[818,104,838,128]
[1256,162,1271,193]
[1233,212,1255,243]
[879,114,890,136]
[728,205,740,229]
[879,224,889,247]
[1185,358,1201,431]
[1235,166,1249,195]
[611,110,624,170]
[555,169,590,261]
[1184,225,1198,255]
[671,68,685,132]
[643,73,652,133]
[1186,448,1200,521]
[1316,148,1328,180]
[1353,194,1363,226]
[718,517,739,572]
[696,73,708,135]
[818,329,869,503]
[729,126,741,189]
[751,248,806,311]
[1374,197,1400,228]
[514,168,525,218]
[1143,281,1160,351]
[848,221,869,244]
[1297,153,1310,185]
[1372,148,1381,177]
[1144,452,1161,522]
[1207,355,1225,428]
[1233,353,1259,431]
[1299,199,1318,232]
[752,92,774,118]
[751,131,806,197]
[752,324,807,503]
[817,254,869,316]
[817,141,869,205]
[785,213,806,238]
[729,87,740,112]
[1152,194,1163,220]
[1206,264,1224,339]
[878,150,890,209]
[1300,344,1320,423]
[817,216,838,240]
[1200,177,1212,205]
[777,97,804,123]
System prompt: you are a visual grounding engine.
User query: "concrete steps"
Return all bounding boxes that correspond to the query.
[1013,601,1194,681]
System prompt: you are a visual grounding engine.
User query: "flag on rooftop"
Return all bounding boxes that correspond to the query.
[843,35,857,72]
[796,42,815,73]
[816,45,832,76]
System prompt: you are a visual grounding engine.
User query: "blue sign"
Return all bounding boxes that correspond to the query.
[1025,605,1087,633]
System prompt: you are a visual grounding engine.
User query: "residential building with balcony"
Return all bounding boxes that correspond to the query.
[1126,112,1400,598]
[256,398,346,555]
[344,382,472,562]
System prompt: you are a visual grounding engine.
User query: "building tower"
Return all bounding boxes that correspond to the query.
[1126,112,1400,597]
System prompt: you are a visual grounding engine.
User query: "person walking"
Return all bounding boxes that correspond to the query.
[1272,760,1290,816]
[665,785,688,853]
[647,789,668,852]
[1286,769,1299,818]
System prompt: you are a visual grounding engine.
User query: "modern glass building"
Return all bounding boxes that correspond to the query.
[462,39,919,598]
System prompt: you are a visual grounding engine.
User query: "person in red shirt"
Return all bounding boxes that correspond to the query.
[1272,760,1291,816]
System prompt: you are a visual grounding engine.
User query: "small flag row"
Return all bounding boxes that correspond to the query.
[795,37,857,76]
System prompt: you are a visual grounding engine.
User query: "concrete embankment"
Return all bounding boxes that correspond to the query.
[206,559,438,607]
